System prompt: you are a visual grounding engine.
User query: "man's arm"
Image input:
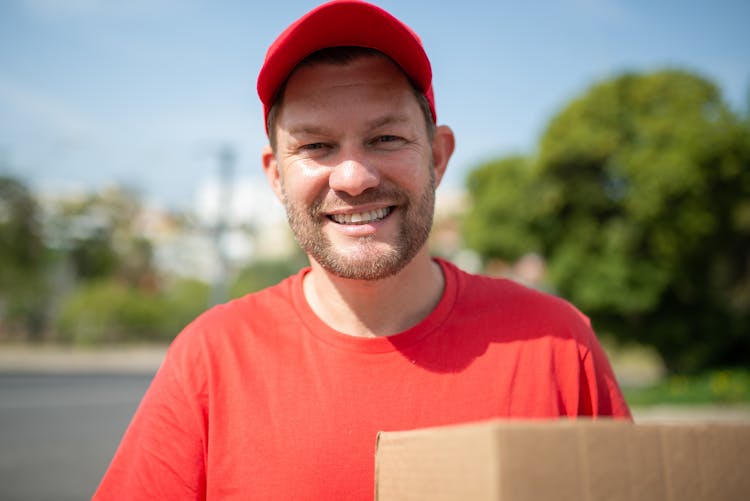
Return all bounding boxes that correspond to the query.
[93,339,208,499]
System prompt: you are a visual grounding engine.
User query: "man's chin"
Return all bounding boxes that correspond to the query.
[313,249,408,281]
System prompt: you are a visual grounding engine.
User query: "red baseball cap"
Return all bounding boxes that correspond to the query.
[257,0,436,134]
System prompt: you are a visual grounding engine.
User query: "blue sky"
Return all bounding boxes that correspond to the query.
[1,0,748,210]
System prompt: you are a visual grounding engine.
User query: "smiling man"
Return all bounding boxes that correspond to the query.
[262,49,454,337]
[94,1,630,499]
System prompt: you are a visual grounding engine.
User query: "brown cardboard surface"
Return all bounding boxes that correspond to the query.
[374,419,750,501]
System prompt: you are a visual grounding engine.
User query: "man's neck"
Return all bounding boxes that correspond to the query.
[302,251,445,338]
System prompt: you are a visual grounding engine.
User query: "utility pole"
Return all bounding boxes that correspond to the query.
[209,145,235,306]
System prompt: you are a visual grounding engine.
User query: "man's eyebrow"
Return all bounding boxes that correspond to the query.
[366,114,411,130]
[284,124,334,137]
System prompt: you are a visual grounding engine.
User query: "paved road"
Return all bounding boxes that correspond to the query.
[0,372,154,501]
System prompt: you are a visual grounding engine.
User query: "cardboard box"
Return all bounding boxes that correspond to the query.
[375,419,750,501]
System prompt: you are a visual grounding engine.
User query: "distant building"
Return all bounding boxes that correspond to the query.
[131,176,297,283]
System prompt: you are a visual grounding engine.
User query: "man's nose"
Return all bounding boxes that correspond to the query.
[328,152,380,196]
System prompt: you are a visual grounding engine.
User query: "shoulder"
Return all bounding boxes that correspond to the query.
[441,258,594,342]
[444,259,585,317]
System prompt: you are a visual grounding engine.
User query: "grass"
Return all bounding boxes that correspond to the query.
[623,368,750,406]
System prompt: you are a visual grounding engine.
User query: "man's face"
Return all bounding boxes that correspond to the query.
[269,55,439,280]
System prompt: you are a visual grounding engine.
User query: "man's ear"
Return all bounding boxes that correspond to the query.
[431,125,455,188]
[262,144,284,202]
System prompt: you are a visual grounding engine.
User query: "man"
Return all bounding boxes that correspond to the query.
[94,1,630,499]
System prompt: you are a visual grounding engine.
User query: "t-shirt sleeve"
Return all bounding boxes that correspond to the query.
[576,323,632,420]
[92,332,208,499]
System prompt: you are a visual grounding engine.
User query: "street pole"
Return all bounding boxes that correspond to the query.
[209,145,234,306]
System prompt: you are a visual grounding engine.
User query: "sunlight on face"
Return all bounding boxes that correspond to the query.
[274,55,437,280]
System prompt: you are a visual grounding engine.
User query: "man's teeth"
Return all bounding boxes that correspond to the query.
[331,207,391,224]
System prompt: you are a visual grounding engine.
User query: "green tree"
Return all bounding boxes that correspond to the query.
[50,186,156,286]
[465,69,750,373]
[56,276,210,345]
[464,155,544,261]
[0,176,49,340]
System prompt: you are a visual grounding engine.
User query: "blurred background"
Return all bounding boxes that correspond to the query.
[1,0,749,499]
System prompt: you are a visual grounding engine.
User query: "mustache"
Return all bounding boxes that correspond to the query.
[312,187,408,213]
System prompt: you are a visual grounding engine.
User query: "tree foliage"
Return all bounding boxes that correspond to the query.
[464,155,544,261]
[50,186,155,286]
[0,176,49,339]
[230,253,308,299]
[465,69,750,373]
[0,178,197,343]
[56,277,210,345]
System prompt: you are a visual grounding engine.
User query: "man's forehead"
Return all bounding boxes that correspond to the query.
[277,57,418,121]
[283,53,412,93]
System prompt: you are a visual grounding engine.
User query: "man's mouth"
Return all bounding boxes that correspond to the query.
[328,207,393,224]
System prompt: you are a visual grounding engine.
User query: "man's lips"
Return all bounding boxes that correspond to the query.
[327,206,393,224]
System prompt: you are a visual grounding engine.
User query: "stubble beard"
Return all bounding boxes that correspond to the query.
[282,168,436,281]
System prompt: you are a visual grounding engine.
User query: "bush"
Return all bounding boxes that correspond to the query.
[623,369,750,406]
[161,277,211,335]
[230,256,307,299]
[56,277,210,345]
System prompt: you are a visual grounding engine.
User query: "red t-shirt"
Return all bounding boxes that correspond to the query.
[94,259,631,500]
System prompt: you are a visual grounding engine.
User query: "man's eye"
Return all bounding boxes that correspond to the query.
[376,135,400,143]
[300,143,327,151]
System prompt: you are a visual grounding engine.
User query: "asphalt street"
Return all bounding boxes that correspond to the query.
[0,372,154,501]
